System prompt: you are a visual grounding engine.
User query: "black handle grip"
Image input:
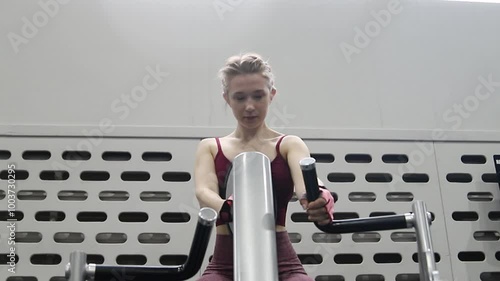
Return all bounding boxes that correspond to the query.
[316,214,409,234]
[94,208,216,281]
[494,155,500,190]
[299,157,320,202]
[299,157,411,234]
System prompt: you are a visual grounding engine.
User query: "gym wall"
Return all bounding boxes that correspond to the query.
[0,0,499,281]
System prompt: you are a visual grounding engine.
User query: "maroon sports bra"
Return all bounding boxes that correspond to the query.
[214,135,294,227]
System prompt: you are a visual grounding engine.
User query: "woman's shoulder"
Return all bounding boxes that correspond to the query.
[278,134,307,152]
[197,138,219,157]
[199,137,216,146]
[279,134,304,144]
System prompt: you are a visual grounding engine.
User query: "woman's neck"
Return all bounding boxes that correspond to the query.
[232,123,275,142]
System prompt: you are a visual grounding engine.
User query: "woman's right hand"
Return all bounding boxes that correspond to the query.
[216,195,233,226]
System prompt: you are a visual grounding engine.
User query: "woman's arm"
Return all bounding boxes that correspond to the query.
[283,135,332,225]
[194,138,225,213]
[283,135,314,196]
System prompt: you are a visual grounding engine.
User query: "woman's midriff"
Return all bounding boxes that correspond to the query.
[216,224,287,235]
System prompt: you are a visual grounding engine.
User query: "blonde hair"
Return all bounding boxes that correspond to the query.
[218,53,275,94]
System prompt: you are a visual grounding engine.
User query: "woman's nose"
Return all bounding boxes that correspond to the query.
[245,101,255,111]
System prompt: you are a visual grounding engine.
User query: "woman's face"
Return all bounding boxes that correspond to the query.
[224,73,275,129]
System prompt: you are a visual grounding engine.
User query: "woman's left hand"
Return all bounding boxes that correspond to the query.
[300,189,334,225]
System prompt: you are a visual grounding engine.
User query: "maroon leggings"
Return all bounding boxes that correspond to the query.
[198,231,313,281]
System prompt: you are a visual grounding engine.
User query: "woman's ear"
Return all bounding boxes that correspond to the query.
[223,92,229,104]
[270,87,277,100]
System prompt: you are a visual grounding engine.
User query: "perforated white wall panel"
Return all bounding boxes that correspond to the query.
[0,136,499,281]
[294,140,453,281]
[434,143,500,281]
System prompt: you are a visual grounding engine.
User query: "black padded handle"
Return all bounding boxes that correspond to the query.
[299,157,320,202]
[317,215,409,234]
[93,208,216,281]
[494,155,500,190]
[299,157,410,234]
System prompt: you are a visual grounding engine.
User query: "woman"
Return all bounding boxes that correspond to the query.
[194,53,334,281]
